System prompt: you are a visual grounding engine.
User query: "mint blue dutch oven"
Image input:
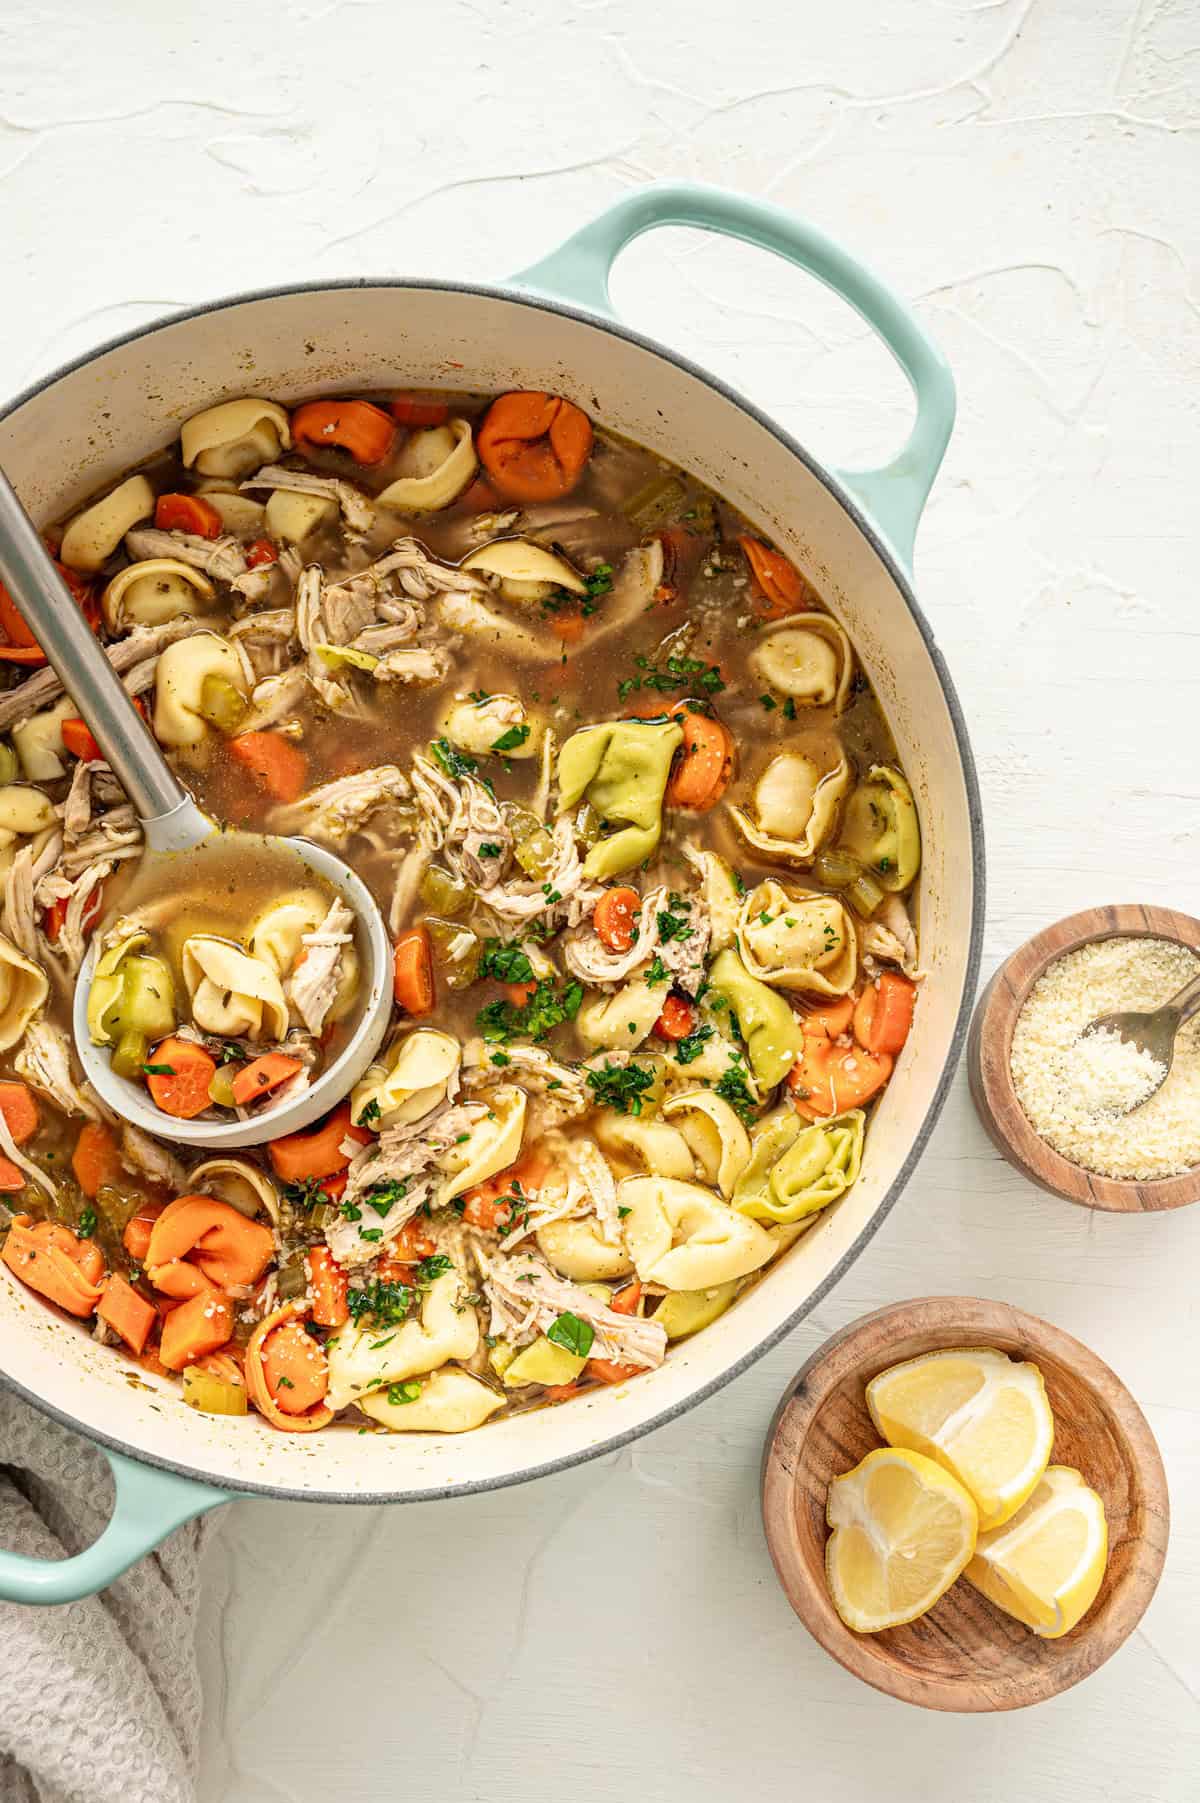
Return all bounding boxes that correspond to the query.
[0,184,983,1602]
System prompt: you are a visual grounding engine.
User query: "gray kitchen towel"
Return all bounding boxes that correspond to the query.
[0,1390,213,1803]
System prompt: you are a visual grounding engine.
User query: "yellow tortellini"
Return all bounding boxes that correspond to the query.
[838,764,922,892]
[181,936,288,1041]
[359,1368,504,1433]
[595,1112,695,1181]
[59,474,155,573]
[377,419,478,512]
[0,932,49,1053]
[735,881,857,997]
[732,1107,865,1224]
[13,698,78,781]
[686,849,742,954]
[249,889,359,1023]
[705,948,804,1089]
[0,785,56,879]
[557,718,682,879]
[750,614,852,711]
[87,930,176,1048]
[535,1217,635,1282]
[661,1089,752,1198]
[438,693,541,759]
[576,975,666,1051]
[325,1270,480,1411]
[180,397,291,479]
[102,559,215,632]
[351,1027,461,1131]
[462,537,587,604]
[153,632,249,747]
[188,1155,280,1225]
[618,1176,775,1290]
[433,1085,526,1207]
[729,751,850,866]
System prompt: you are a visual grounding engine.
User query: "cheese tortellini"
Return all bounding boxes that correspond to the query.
[359,1368,504,1433]
[325,1270,480,1411]
[434,1085,526,1207]
[751,614,852,711]
[0,785,57,881]
[377,419,478,512]
[618,1176,775,1290]
[153,632,249,747]
[351,1027,461,1131]
[576,975,666,1051]
[536,1217,635,1282]
[732,1107,865,1224]
[729,751,850,866]
[557,718,682,879]
[59,474,155,573]
[0,932,49,1053]
[103,559,214,631]
[180,397,291,479]
[661,1090,752,1198]
[264,490,336,544]
[13,698,78,782]
[735,881,857,996]
[439,693,542,759]
[595,1112,695,1181]
[181,937,288,1041]
[250,889,359,1023]
[838,764,922,892]
[189,1156,281,1226]
[462,536,587,604]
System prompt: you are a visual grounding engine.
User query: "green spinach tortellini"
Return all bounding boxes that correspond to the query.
[557,718,682,879]
[837,764,921,892]
[705,948,804,1089]
[732,1107,865,1224]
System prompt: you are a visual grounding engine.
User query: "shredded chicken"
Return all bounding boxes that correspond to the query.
[16,1018,105,1123]
[241,464,375,533]
[0,616,225,733]
[480,818,603,928]
[329,1100,484,1267]
[461,1039,590,1132]
[240,666,308,733]
[288,897,353,1035]
[268,765,411,846]
[483,1251,666,1369]
[563,885,670,987]
[3,838,60,965]
[124,527,248,584]
[860,894,922,980]
[370,537,486,602]
[120,1122,186,1193]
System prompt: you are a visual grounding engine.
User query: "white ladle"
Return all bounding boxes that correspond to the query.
[0,470,393,1147]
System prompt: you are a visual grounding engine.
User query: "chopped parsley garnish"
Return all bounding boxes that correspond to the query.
[356,1097,382,1129]
[732,869,746,896]
[477,939,535,985]
[362,1178,409,1217]
[674,1024,714,1065]
[656,906,693,944]
[585,1060,656,1116]
[477,978,583,1045]
[359,1227,383,1243]
[759,693,777,711]
[478,842,503,858]
[782,697,797,720]
[547,1311,595,1359]
[584,562,614,602]
[215,1040,244,1065]
[430,736,477,780]
[141,1062,175,1076]
[715,1061,757,1125]
[468,688,492,703]
[617,1205,632,1220]
[617,653,725,703]
[386,1380,422,1406]
[281,1175,330,1212]
[491,1050,511,1067]
[416,1254,453,1284]
[78,1206,97,1239]
[347,1279,412,1328]
[644,955,670,987]
[491,723,531,754]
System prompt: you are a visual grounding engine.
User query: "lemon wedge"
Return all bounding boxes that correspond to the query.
[825,1446,978,1633]
[866,1347,1054,1531]
[965,1465,1108,1637]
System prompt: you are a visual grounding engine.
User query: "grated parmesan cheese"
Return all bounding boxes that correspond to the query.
[1010,936,1200,1180]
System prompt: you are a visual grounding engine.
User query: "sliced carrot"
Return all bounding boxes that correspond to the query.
[123,1201,166,1264]
[799,995,856,1040]
[61,717,101,762]
[245,536,278,567]
[787,1035,893,1121]
[654,994,696,1041]
[476,391,593,502]
[588,1358,641,1384]
[228,731,309,803]
[145,1037,217,1121]
[610,1281,642,1316]
[97,1272,157,1354]
[45,880,104,945]
[543,1383,580,1402]
[499,979,538,1008]
[461,1150,552,1230]
[159,1289,234,1371]
[739,535,812,620]
[391,393,449,426]
[230,1053,302,1109]
[146,1194,276,1290]
[1,1218,104,1317]
[268,1102,370,1184]
[260,1317,330,1415]
[853,971,917,1057]
[0,559,97,664]
[155,492,222,538]
[292,399,396,465]
[393,925,435,1016]
[0,1081,40,1147]
[665,710,733,812]
[380,1219,436,1266]
[307,1247,349,1328]
[71,1121,120,1199]
[593,887,640,953]
[0,1157,26,1192]
[549,605,586,644]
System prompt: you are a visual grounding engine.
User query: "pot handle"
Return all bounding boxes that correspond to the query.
[0,1446,229,1606]
[510,183,955,567]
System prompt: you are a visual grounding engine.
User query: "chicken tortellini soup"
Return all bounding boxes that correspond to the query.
[0,385,922,1436]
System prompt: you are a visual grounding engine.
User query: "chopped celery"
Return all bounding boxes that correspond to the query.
[845,871,886,919]
[110,1029,149,1081]
[514,825,555,879]
[276,1254,309,1301]
[198,673,248,735]
[182,1366,248,1416]
[574,801,601,846]
[623,473,686,530]
[420,865,471,918]
[812,846,865,889]
[208,1064,239,1109]
[426,916,480,990]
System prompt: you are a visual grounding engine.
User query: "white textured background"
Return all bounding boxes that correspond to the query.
[3,1,1200,1797]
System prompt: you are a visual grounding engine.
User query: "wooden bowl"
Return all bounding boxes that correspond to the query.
[968,903,1200,1211]
[762,1297,1169,1712]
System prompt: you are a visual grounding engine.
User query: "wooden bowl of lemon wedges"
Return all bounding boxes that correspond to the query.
[761,1297,1169,1710]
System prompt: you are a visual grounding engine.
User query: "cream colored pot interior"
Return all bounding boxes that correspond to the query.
[0,286,978,1499]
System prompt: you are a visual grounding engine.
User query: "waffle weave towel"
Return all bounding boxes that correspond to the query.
[0,1390,211,1803]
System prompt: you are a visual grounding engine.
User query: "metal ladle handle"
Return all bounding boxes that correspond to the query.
[0,467,190,833]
